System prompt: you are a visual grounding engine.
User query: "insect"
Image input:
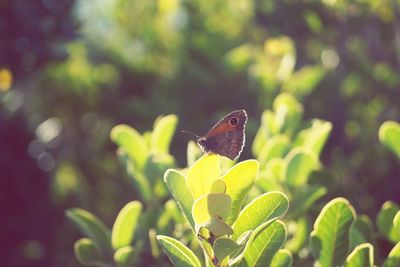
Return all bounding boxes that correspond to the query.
[182,110,247,160]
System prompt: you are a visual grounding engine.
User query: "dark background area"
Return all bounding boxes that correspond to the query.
[1,0,400,266]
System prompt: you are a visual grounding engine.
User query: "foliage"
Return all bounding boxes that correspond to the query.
[160,154,289,267]
[3,0,400,266]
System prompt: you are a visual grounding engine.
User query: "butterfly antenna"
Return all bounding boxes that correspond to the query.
[181,130,201,139]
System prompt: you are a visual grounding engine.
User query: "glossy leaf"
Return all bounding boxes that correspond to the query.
[238,220,287,267]
[157,235,201,267]
[74,238,106,267]
[111,201,142,250]
[345,243,373,267]
[151,114,178,154]
[66,208,112,256]
[379,121,400,158]
[222,159,259,224]
[232,191,289,240]
[377,201,400,243]
[110,124,148,168]
[186,154,220,200]
[164,169,195,231]
[309,197,356,267]
[270,249,293,267]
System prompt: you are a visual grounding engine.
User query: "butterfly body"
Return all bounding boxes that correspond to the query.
[196,110,247,160]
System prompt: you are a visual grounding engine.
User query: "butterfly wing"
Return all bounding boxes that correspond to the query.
[197,110,247,160]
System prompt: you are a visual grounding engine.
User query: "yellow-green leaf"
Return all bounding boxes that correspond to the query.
[192,193,231,224]
[164,169,195,232]
[110,124,148,169]
[379,121,400,158]
[186,154,220,200]
[232,191,288,240]
[157,235,201,267]
[310,198,356,267]
[151,114,178,154]
[345,243,374,267]
[222,159,259,224]
[111,201,142,250]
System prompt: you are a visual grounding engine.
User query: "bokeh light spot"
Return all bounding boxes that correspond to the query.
[27,139,46,159]
[37,152,55,171]
[321,49,339,69]
[0,68,13,92]
[36,117,62,144]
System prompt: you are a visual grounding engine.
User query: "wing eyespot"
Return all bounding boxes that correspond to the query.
[229,117,238,126]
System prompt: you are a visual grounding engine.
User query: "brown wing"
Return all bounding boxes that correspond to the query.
[199,110,247,160]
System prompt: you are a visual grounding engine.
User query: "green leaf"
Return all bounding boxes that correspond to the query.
[192,193,231,224]
[283,148,319,187]
[285,217,310,252]
[74,238,107,267]
[151,114,178,154]
[377,201,400,243]
[213,237,240,261]
[266,158,284,182]
[270,249,293,267]
[299,120,332,157]
[114,246,138,267]
[232,191,289,240]
[288,185,327,219]
[273,92,303,134]
[210,179,227,193]
[282,65,326,97]
[394,211,400,235]
[258,135,289,166]
[252,110,275,156]
[117,149,151,201]
[345,243,374,267]
[66,208,112,256]
[383,242,400,267]
[309,198,356,267]
[144,153,175,188]
[379,121,400,158]
[222,159,259,224]
[157,200,183,233]
[111,201,142,250]
[238,220,287,267]
[110,124,148,169]
[164,169,195,231]
[349,215,374,251]
[157,235,201,267]
[187,154,220,200]
[198,217,234,237]
[187,140,202,167]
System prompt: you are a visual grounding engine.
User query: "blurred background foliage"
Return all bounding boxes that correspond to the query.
[1,0,400,266]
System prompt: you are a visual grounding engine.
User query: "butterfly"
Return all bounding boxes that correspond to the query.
[183,110,247,160]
